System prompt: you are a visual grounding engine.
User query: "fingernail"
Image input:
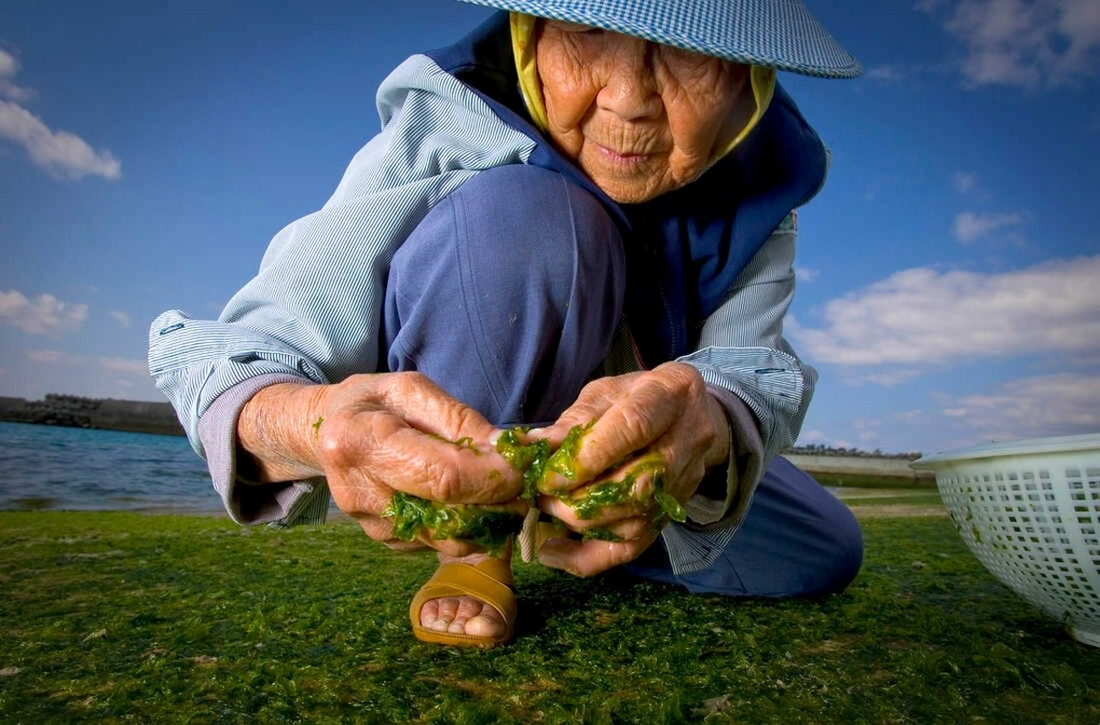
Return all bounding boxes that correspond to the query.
[536,549,559,568]
[537,536,571,559]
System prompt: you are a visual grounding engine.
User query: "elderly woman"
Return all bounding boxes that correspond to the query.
[149,0,864,648]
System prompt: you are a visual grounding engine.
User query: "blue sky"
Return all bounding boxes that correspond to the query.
[2,0,1098,455]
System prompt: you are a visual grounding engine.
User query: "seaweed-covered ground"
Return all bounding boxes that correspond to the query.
[1,506,1096,724]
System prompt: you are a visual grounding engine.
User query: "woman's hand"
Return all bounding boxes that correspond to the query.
[237,372,524,556]
[533,362,731,577]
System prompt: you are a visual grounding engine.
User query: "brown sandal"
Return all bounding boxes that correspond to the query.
[408,558,517,648]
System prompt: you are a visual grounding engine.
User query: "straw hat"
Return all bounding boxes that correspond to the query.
[458,0,861,78]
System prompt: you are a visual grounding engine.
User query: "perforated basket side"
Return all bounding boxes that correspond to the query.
[934,450,1100,643]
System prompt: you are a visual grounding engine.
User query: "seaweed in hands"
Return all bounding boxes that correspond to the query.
[382,492,523,556]
[382,424,685,555]
[565,454,687,524]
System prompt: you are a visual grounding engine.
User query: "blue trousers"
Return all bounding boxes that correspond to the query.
[383,165,862,598]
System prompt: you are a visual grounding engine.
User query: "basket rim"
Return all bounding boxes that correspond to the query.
[911,432,1100,469]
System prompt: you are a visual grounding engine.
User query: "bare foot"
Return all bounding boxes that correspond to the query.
[418,549,514,639]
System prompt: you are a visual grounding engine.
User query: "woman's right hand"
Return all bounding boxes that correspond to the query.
[237,372,524,555]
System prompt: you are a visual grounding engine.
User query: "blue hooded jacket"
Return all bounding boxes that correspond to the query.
[427,12,829,366]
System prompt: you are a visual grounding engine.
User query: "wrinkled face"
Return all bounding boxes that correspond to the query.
[536,19,750,204]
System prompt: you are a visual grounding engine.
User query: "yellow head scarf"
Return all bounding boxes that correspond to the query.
[509,12,776,164]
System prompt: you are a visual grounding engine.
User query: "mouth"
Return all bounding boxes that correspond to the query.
[593,143,655,167]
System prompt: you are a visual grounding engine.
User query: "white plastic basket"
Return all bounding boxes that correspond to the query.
[912,433,1100,647]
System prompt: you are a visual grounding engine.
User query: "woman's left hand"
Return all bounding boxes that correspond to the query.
[533,362,731,577]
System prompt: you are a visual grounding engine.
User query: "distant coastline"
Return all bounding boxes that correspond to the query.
[0,393,933,481]
[0,394,185,437]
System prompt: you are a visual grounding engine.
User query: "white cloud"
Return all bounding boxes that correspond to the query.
[864,66,904,84]
[27,349,91,367]
[0,50,16,77]
[0,101,121,180]
[0,51,120,181]
[862,369,926,387]
[109,310,131,328]
[938,372,1100,440]
[788,254,1100,366]
[26,349,66,364]
[893,409,928,424]
[1058,0,1100,72]
[953,210,1027,243]
[21,351,147,377]
[919,0,1100,88]
[796,429,855,450]
[98,357,147,375]
[0,49,34,103]
[795,266,820,282]
[0,290,88,335]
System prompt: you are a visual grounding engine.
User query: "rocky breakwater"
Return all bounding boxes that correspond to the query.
[0,394,185,437]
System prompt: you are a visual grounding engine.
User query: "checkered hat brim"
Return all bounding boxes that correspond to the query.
[458,0,860,78]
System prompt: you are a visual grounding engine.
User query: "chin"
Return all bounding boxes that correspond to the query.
[600,181,679,205]
[587,168,689,204]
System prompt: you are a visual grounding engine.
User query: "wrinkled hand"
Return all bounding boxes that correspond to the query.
[533,362,730,577]
[238,372,524,556]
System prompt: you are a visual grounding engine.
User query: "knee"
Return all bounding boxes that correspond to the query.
[813,504,864,596]
[399,164,624,293]
[770,459,864,597]
[384,164,626,422]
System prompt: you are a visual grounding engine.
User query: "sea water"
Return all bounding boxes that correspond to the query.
[0,421,220,513]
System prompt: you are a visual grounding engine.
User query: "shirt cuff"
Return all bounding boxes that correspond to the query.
[681,385,764,528]
[197,373,331,526]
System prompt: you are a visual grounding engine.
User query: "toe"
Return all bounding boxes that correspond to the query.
[464,613,504,638]
[421,597,457,631]
[419,599,439,628]
[422,596,504,637]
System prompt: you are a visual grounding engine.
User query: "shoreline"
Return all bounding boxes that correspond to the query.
[0,395,184,437]
[2,399,931,471]
[1,395,935,484]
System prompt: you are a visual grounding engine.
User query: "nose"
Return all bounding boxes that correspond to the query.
[596,36,662,121]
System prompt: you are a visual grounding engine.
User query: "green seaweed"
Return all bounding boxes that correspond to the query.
[495,427,552,504]
[427,433,480,453]
[582,527,624,542]
[568,479,635,520]
[4,511,1099,724]
[566,455,686,523]
[384,423,684,553]
[382,492,522,556]
[652,485,687,524]
[495,421,594,500]
[538,422,592,494]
